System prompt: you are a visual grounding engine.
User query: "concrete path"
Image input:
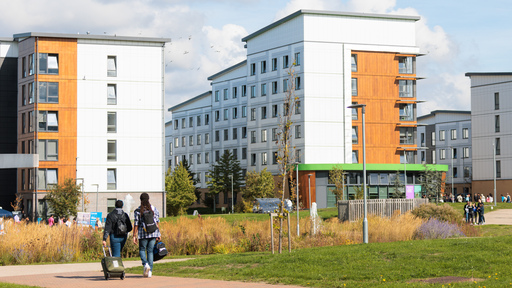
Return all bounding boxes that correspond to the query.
[0,258,304,288]
[481,207,512,225]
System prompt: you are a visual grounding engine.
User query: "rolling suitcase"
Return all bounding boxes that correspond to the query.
[101,246,125,280]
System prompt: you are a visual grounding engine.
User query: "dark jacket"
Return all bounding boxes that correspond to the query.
[103,208,133,241]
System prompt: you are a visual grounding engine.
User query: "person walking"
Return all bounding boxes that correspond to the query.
[133,193,161,278]
[48,215,55,227]
[103,200,132,257]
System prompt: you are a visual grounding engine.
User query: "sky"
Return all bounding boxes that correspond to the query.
[1,0,510,121]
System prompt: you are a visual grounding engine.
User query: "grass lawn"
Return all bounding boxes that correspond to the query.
[128,232,512,287]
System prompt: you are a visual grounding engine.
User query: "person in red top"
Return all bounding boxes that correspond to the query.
[48,215,55,226]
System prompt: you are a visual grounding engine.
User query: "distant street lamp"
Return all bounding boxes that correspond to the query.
[307,174,314,214]
[294,162,300,236]
[228,174,234,213]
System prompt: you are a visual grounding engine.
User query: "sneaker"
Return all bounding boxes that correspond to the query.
[143,264,150,278]
[148,270,152,278]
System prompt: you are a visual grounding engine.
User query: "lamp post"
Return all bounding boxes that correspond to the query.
[228,174,234,213]
[348,104,367,244]
[493,142,496,207]
[451,146,454,200]
[295,162,300,236]
[307,174,314,214]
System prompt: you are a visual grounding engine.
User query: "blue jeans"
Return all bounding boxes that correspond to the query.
[139,238,156,271]
[110,234,127,257]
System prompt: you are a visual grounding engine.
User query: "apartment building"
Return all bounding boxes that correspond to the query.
[167,10,447,209]
[417,110,472,197]
[1,32,169,218]
[466,73,512,197]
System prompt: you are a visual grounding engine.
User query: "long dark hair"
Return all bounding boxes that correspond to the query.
[140,193,153,214]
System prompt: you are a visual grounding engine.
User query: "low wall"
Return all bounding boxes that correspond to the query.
[337,198,429,222]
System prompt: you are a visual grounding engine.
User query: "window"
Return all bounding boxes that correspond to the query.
[22,113,26,134]
[295,77,301,90]
[272,58,277,71]
[205,133,210,144]
[205,114,210,125]
[38,168,58,190]
[28,82,34,104]
[108,140,117,161]
[189,135,194,146]
[272,128,278,141]
[439,130,445,141]
[38,140,58,161]
[28,54,35,76]
[242,106,247,118]
[215,110,220,122]
[174,138,179,148]
[215,130,219,142]
[352,151,358,163]
[400,127,415,144]
[452,148,457,159]
[283,103,290,115]
[463,128,469,139]
[272,105,278,118]
[261,106,267,119]
[294,52,301,65]
[453,167,458,178]
[261,129,267,142]
[495,115,500,132]
[251,153,256,166]
[421,151,426,163]
[224,129,229,141]
[107,169,116,190]
[440,149,446,160]
[174,120,178,130]
[432,150,436,164]
[251,108,256,121]
[352,78,357,96]
[224,109,228,120]
[250,63,256,75]
[174,156,179,165]
[233,87,238,99]
[189,154,193,165]
[242,148,247,160]
[450,129,456,140]
[261,61,266,73]
[296,149,302,163]
[197,172,202,183]
[215,90,220,102]
[21,169,26,190]
[182,136,186,146]
[272,81,278,94]
[261,83,267,96]
[495,92,499,110]
[496,138,501,155]
[283,79,289,92]
[351,54,357,72]
[189,117,193,128]
[463,147,470,158]
[39,53,59,74]
[399,80,415,98]
[241,85,247,97]
[38,111,58,132]
[399,104,413,121]
[22,85,26,106]
[496,160,501,178]
[251,131,256,143]
[242,127,247,139]
[283,55,289,68]
[261,152,267,165]
[295,125,302,139]
[352,126,358,144]
[233,128,238,140]
[215,150,220,162]
[107,112,116,133]
[107,56,116,77]
[233,149,238,160]
[352,103,358,120]
[205,152,210,163]
[38,82,59,103]
[420,133,425,147]
[251,85,256,98]
[223,89,228,100]
[107,84,117,105]
[182,118,186,128]
[295,101,301,114]
[230,107,237,119]
[398,56,413,74]
[169,144,173,156]
[197,134,202,145]
[431,131,436,146]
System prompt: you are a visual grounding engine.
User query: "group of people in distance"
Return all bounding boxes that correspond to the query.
[464,200,485,225]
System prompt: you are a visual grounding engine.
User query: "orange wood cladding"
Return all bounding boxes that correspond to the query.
[351,51,417,164]
[298,171,316,209]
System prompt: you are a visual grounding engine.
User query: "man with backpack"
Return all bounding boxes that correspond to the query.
[103,200,133,257]
[133,192,161,278]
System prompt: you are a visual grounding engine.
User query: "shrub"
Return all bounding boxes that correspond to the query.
[411,203,462,224]
[414,218,464,239]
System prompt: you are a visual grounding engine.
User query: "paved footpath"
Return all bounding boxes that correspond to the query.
[480,207,512,225]
[0,258,304,288]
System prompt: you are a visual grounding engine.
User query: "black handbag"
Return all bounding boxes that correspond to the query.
[153,241,168,261]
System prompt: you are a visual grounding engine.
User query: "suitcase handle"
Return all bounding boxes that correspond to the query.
[102,246,112,257]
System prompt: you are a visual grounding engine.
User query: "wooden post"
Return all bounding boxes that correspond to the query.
[287,212,291,253]
[270,213,275,254]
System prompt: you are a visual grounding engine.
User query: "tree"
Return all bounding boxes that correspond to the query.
[243,168,275,201]
[166,162,196,216]
[44,178,82,219]
[391,171,404,199]
[207,150,243,212]
[420,164,445,203]
[181,159,201,203]
[329,165,346,204]
[10,192,23,211]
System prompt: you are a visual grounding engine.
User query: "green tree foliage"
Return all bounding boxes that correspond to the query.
[353,185,364,200]
[243,168,275,202]
[207,150,243,212]
[166,161,196,216]
[391,171,405,199]
[420,164,446,203]
[44,178,82,219]
[328,165,345,203]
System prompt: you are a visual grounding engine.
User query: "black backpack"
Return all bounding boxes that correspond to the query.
[115,213,128,236]
[142,209,157,233]
[153,241,168,261]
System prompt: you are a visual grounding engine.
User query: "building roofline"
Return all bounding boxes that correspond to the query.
[207,60,247,81]
[417,110,471,120]
[12,32,171,43]
[465,72,512,77]
[0,37,14,41]
[168,91,212,112]
[242,10,420,42]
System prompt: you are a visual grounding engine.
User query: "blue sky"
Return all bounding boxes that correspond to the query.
[1,0,510,120]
